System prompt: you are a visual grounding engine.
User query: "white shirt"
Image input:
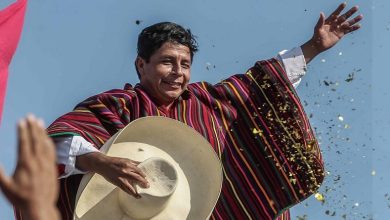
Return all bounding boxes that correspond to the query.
[56,47,307,178]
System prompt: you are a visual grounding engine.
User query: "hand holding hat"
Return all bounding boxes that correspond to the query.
[74,117,223,220]
[77,152,150,198]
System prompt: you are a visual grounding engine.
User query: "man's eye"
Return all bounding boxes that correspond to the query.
[182,64,190,69]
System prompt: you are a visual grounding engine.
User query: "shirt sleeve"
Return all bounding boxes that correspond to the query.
[53,136,99,178]
[275,47,307,88]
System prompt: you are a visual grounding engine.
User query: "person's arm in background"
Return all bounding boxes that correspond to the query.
[0,115,60,220]
[301,3,362,64]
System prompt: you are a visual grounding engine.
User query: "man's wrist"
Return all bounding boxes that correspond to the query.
[76,152,107,174]
[301,39,321,64]
[21,204,60,220]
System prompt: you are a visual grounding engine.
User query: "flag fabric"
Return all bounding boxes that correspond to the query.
[0,0,27,124]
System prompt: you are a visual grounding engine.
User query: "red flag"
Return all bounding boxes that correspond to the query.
[0,0,27,124]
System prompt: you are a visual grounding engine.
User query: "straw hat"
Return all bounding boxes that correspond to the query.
[74,116,223,220]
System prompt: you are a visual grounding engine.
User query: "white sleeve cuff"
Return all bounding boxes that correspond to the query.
[55,136,98,178]
[276,47,307,88]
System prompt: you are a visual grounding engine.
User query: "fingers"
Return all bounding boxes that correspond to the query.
[119,177,141,199]
[326,2,346,22]
[0,167,16,201]
[126,170,149,188]
[23,115,54,159]
[36,118,56,160]
[315,12,325,30]
[341,14,363,28]
[17,119,30,161]
[27,114,41,155]
[338,5,359,23]
[344,24,362,34]
[130,163,147,178]
[0,167,11,190]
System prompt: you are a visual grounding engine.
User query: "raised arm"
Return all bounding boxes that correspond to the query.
[301,3,363,64]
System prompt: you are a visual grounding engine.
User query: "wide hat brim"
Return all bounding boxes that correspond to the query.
[74,116,223,220]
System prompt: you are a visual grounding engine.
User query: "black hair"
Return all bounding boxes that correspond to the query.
[135,22,198,78]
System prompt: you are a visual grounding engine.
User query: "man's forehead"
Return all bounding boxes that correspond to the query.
[157,42,191,56]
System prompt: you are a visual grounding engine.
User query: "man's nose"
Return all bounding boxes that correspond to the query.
[172,64,184,76]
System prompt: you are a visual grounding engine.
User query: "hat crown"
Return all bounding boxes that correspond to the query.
[118,157,178,219]
[138,157,178,196]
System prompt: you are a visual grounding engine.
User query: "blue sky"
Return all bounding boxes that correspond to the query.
[1,0,388,219]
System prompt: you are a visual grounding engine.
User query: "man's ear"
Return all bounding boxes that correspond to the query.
[135,56,146,78]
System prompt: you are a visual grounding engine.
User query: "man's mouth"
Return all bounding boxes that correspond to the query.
[162,80,182,88]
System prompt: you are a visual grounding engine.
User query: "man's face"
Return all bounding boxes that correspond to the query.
[137,42,191,107]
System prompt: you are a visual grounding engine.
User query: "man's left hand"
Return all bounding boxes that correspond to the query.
[302,3,363,63]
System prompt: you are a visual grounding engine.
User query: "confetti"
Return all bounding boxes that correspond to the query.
[321,59,326,63]
[206,62,211,70]
[338,115,344,122]
[325,210,336,216]
[345,72,355,82]
[371,170,376,176]
[252,128,262,135]
[297,215,308,220]
[339,52,343,56]
[315,192,325,202]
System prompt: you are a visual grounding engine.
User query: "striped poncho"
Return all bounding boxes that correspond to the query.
[18,59,324,220]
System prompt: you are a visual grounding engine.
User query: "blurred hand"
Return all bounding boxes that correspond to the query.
[76,152,149,198]
[0,115,60,220]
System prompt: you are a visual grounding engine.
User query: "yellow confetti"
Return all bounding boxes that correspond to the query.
[314,193,325,202]
[290,178,297,185]
[252,128,262,135]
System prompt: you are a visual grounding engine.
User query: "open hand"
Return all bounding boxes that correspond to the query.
[0,115,60,220]
[302,3,363,63]
[312,3,363,52]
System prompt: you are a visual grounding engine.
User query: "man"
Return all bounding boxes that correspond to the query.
[22,3,362,220]
[0,115,60,220]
